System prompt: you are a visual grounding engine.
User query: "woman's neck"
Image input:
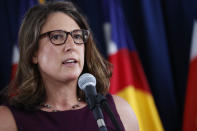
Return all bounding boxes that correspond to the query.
[43,79,81,111]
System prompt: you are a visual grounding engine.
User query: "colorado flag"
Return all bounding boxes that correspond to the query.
[183,21,197,131]
[102,0,163,130]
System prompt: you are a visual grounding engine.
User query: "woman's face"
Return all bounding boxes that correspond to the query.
[33,12,85,84]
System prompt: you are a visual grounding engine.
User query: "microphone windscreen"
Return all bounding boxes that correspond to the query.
[78,73,96,90]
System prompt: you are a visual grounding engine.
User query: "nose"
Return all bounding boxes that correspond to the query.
[64,34,75,51]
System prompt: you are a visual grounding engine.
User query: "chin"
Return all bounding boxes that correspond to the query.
[63,72,81,81]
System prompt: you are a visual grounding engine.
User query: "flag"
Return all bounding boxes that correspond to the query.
[102,0,163,130]
[122,1,182,130]
[11,45,19,80]
[183,21,197,131]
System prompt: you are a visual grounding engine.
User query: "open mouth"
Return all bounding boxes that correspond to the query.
[62,59,77,64]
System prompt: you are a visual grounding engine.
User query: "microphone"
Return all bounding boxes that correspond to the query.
[78,73,107,131]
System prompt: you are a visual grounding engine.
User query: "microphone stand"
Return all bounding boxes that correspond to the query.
[96,93,122,131]
[85,93,107,131]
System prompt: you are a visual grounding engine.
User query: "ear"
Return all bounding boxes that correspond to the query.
[32,52,38,64]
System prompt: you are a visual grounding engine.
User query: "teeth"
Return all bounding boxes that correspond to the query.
[65,59,75,63]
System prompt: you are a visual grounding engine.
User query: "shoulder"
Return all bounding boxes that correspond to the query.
[112,95,139,131]
[0,105,17,131]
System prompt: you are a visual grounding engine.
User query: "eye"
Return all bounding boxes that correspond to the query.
[49,31,66,42]
[73,34,83,40]
[51,34,64,40]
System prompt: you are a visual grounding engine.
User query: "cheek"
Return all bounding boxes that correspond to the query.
[37,44,59,69]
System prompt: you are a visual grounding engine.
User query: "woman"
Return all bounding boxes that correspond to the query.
[0,1,138,131]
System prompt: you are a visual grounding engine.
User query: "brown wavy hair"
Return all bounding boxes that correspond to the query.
[8,1,112,110]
